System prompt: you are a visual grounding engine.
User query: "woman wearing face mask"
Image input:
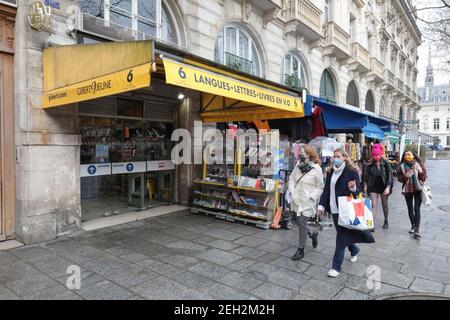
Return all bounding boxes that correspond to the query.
[317,149,375,278]
[288,145,324,261]
[397,150,427,239]
[364,144,393,230]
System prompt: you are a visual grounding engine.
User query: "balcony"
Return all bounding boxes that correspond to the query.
[225,52,253,74]
[282,0,323,43]
[251,0,283,26]
[367,57,385,83]
[322,22,351,61]
[404,85,411,98]
[395,78,404,93]
[399,50,408,63]
[382,70,395,91]
[348,43,370,73]
[389,39,401,55]
[284,74,303,90]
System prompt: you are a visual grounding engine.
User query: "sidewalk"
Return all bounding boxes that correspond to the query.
[1,161,450,300]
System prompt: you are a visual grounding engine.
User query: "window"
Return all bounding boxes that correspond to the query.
[433,96,440,102]
[349,14,356,43]
[320,70,336,102]
[435,107,439,112]
[365,91,375,112]
[346,81,360,107]
[447,136,450,146]
[380,98,387,116]
[447,118,450,130]
[283,52,306,89]
[79,0,178,45]
[215,25,262,76]
[324,0,332,22]
[434,118,440,130]
[423,118,428,130]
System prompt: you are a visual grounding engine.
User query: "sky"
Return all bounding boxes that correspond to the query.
[414,0,450,87]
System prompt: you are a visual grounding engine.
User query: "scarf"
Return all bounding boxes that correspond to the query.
[402,161,421,193]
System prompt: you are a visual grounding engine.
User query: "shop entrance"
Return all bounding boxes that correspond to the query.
[79,93,177,222]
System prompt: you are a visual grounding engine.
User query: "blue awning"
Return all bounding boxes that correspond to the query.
[367,115,393,132]
[362,122,385,140]
[312,97,368,133]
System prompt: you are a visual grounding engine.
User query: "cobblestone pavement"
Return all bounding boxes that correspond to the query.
[1,160,450,300]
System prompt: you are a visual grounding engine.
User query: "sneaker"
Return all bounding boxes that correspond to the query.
[350,247,360,263]
[409,225,415,234]
[327,269,340,278]
[311,231,319,249]
[383,221,389,229]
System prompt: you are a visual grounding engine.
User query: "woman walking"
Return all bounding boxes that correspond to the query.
[397,150,427,239]
[364,144,393,230]
[289,145,324,261]
[317,149,375,278]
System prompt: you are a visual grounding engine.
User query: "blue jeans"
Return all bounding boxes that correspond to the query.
[331,214,359,272]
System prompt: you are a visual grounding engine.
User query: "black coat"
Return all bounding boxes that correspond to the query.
[319,165,361,214]
[364,159,393,189]
[319,165,375,247]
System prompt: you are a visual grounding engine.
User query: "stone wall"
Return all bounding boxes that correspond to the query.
[15,0,80,244]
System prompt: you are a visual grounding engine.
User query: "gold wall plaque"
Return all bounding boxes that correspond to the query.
[28,1,52,32]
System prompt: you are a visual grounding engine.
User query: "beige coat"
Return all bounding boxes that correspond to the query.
[288,163,324,217]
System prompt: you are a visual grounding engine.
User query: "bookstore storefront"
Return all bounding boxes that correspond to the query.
[41,40,306,224]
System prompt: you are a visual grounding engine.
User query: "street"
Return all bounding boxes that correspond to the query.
[0,160,449,300]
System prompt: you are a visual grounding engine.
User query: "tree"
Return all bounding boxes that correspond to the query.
[386,0,450,73]
[414,0,450,72]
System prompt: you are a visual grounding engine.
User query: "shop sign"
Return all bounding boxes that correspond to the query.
[42,63,151,108]
[163,58,303,115]
[44,0,60,9]
[112,162,146,175]
[147,160,176,172]
[80,164,111,178]
[28,1,52,32]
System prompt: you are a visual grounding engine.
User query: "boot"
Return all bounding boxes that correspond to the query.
[310,231,319,248]
[291,248,305,261]
[383,221,389,229]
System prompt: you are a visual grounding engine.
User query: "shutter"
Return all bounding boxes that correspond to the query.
[78,96,116,116]
[144,100,175,122]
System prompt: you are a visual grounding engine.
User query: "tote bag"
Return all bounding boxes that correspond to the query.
[338,195,374,231]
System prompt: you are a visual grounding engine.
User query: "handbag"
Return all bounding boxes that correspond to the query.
[338,194,374,231]
[420,181,432,206]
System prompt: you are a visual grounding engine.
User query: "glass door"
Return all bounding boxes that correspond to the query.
[80,117,114,221]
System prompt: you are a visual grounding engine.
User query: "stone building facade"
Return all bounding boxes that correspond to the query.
[13,0,422,243]
[418,49,450,149]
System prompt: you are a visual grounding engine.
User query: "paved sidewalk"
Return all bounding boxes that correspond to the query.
[1,160,450,300]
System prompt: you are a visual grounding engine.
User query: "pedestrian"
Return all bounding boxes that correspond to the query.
[317,148,375,278]
[397,150,427,239]
[364,144,393,230]
[288,145,324,261]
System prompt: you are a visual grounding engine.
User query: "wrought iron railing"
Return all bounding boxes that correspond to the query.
[284,74,302,90]
[225,52,253,74]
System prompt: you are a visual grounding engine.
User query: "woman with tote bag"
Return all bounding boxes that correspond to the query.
[397,150,428,239]
[317,149,375,278]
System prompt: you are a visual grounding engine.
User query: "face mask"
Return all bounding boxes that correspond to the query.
[404,155,414,162]
[333,159,344,168]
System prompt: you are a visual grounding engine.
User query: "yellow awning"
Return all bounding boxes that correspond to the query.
[42,41,154,108]
[162,57,304,122]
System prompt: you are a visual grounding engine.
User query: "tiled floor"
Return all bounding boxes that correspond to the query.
[1,160,450,300]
